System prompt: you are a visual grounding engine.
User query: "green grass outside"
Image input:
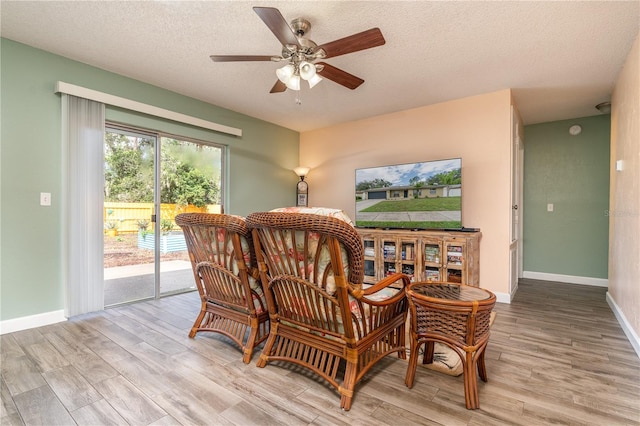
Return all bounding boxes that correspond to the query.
[360,196,461,213]
[355,220,461,229]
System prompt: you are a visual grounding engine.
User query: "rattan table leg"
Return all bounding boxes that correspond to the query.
[463,353,479,409]
[422,341,434,364]
[477,347,488,382]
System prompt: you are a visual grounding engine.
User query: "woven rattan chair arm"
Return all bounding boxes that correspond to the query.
[350,272,409,306]
[361,272,409,294]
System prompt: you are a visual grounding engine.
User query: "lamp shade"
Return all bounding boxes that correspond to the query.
[276,64,295,84]
[294,166,310,177]
[299,61,317,80]
[285,74,300,91]
[307,73,323,89]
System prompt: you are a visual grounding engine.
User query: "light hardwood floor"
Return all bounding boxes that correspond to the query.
[2,279,639,425]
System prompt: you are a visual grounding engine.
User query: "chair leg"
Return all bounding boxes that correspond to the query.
[256,325,277,368]
[397,322,407,360]
[405,338,420,388]
[340,360,357,410]
[242,321,260,364]
[189,306,207,338]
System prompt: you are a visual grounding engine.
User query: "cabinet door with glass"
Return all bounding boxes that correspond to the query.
[399,238,418,282]
[381,238,398,277]
[423,238,443,282]
[443,238,466,283]
[363,237,377,284]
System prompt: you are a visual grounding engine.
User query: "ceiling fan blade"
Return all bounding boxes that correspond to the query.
[253,7,300,48]
[316,62,364,90]
[316,28,385,59]
[210,55,274,62]
[270,80,287,93]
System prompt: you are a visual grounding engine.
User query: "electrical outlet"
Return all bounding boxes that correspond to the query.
[40,192,51,206]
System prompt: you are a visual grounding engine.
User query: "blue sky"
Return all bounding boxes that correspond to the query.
[355,158,461,187]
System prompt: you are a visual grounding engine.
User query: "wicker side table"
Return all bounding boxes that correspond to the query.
[404,281,496,409]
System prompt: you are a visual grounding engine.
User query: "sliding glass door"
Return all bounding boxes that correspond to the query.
[158,136,223,296]
[103,126,224,306]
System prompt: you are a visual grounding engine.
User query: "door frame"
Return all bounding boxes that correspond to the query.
[509,106,525,298]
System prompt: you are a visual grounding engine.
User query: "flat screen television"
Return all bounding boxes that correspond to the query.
[355,158,462,230]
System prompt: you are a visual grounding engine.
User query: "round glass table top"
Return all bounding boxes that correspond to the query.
[408,282,493,302]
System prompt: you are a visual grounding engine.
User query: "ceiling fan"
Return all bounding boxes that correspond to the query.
[210,6,386,93]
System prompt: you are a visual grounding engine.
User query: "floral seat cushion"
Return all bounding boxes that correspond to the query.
[268,206,401,339]
[270,206,353,296]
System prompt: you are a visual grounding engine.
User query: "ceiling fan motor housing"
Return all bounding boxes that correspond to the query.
[280,18,324,62]
[290,18,311,36]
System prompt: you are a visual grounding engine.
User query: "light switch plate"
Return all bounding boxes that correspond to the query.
[40,192,51,206]
[547,203,554,212]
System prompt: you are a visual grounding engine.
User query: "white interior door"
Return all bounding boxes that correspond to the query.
[509,107,524,296]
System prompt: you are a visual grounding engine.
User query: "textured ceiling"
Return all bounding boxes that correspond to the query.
[1,1,638,132]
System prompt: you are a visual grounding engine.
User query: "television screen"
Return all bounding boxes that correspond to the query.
[355,158,462,230]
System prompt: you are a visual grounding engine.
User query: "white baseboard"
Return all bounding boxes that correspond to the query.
[606,292,640,359]
[522,271,608,287]
[0,310,67,335]
[494,291,512,304]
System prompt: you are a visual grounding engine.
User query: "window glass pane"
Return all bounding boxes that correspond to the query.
[159,137,223,296]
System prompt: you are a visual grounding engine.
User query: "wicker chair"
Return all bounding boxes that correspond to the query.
[175,213,269,364]
[246,210,409,410]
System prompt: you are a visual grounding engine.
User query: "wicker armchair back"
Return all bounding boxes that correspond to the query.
[175,213,269,364]
[247,211,409,410]
[244,211,364,286]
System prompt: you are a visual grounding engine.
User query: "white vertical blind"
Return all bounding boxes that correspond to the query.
[62,95,106,317]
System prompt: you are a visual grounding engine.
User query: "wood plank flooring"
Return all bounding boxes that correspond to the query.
[2,278,639,425]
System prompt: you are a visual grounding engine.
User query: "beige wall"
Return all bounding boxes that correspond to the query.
[609,31,640,341]
[300,89,513,297]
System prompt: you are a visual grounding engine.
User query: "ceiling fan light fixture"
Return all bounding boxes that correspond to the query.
[307,73,323,89]
[299,61,316,80]
[286,74,301,91]
[276,64,295,84]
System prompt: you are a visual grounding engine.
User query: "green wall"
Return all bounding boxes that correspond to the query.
[523,115,610,279]
[0,38,299,321]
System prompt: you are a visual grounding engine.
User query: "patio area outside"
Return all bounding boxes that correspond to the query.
[104,232,194,306]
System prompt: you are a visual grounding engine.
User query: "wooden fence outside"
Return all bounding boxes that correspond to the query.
[104,202,221,234]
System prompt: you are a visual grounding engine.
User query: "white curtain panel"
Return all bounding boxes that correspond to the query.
[62,94,105,317]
